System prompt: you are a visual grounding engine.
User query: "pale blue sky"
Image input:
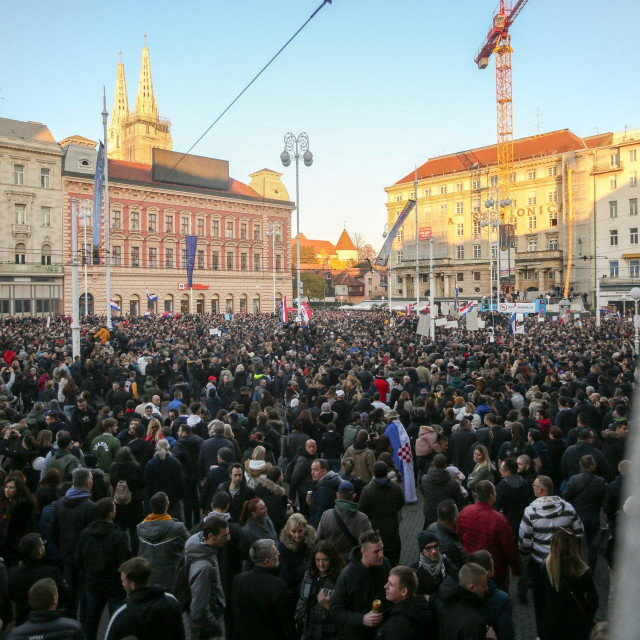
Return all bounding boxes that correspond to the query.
[2,0,639,249]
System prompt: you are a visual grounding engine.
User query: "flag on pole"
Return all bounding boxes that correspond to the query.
[145,289,158,302]
[301,301,313,323]
[508,311,516,335]
[92,142,105,248]
[405,303,413,316]
[459,300,474,316]
[185,235,197,289]
[384,419,417,503]
[538,308,544,322]
[616,309,621,319]
[374,199,416,266]
[110,299,120,312]
[280,295,287,323]
[160,311,172,319]
[143,310,151,319]
[454,285,459,312]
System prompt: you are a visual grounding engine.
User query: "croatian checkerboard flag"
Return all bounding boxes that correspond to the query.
[384,419,417,503]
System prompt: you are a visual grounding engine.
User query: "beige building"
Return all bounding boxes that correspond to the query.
[0,118,64,315]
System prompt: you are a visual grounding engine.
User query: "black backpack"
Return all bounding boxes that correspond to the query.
[171,555,195,612]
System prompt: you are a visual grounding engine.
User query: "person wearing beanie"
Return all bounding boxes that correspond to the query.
[411,530,458,596]
[316,480,372,560]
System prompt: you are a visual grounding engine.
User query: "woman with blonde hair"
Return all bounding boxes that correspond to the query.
[144,418,162,444]
[541,527,598,639]
[467,444,495,497]
[244,444,272,488]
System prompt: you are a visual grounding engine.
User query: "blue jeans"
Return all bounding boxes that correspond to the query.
[84,590,126,640]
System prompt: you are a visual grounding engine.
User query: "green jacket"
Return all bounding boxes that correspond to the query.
[49,449,82,482]
[90,433,122,472]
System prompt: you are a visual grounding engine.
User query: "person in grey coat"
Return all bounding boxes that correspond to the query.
[185,517,230,640]
[137,492,189,590]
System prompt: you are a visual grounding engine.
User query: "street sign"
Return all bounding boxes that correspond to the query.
[419,227,432,240]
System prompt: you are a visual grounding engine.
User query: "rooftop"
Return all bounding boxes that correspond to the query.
[0,117,57,144]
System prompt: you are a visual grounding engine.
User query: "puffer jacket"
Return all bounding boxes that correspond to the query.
[244,458,272,489]
[415,426,441,457]
[309,470,341,529]
[9,611,83,640]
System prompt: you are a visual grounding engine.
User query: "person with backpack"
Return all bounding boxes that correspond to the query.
[181,516,230,640]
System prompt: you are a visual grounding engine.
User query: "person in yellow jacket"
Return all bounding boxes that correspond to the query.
[94,328,110,344]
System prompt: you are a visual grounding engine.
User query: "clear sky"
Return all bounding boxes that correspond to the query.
[2,0,639,250]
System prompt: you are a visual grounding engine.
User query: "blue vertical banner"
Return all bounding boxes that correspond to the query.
[374,199,416,267]
[185,235,197,288]
[92,141,105,247]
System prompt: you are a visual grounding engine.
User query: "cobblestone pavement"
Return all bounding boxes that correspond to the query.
[398,495,611,640]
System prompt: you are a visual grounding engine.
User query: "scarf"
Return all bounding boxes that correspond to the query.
[419,552,445,578]
[143,513,172,522]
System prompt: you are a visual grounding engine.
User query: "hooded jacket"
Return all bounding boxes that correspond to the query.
[420,467,464,526]
[415,426,441,457]
[50,488,95,565]
[244,458,272,488]
[308,470,341,529]
[375,594,433,639]
[316,498,372,559]
[330,546,391,640]
[433,575,489,640]
[184,531,225,632]
[137,517,189,590]
[494,473,533,536]
[76,519,131,595]
[254,475,288,534]
[342,445,376,483]
[48,448,82,482]
[105,585,185,640]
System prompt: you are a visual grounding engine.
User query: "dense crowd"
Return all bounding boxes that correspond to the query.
[0,309,633,640]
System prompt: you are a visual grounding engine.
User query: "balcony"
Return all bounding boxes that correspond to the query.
[515,250,562,264]
[591,162,624,175]
[0,263,63,275]
[12,224,31,237]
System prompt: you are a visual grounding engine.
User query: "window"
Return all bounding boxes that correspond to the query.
[490,176,498,186]
[240,223,247,240]
[547,166,557,177]
[14,204,26,225]
[149,247,157,267]
[41,244,51,266]
[226,221,234,238]
[527,216,537,230]
[40,168,50,188]
[631,172,638,188]
[610,153,620,168]
[396,251,403,263]
[194,218,203,236]
[197,250,204,269]
[630,150,637,162]
[208,219,218,237]
[456,245,464,260]
[456,272,464,281]
[523,269,532,280]
[456,223,464,237]
[456,201,464,214]
[528,239,537,252]
[548,270,555,280]
[424,188,431,197]
[112,210,121,229]
[35,300,50,313]
[409,191,415,199]
[610,261,619,277]
[473,244,481,258]
[610,230,618,246]
[226,251,233,270]
[13,165,24,185]
[275,223,282,242]
[395,194,403,202]
[456,182,463,192]
[40,207,51,227]
[253,225,261,241]
[549,208,558,226]
[473,218,481,236]
[491,245,498,259]
[275,255,282,271]
[148,213,156,232]
[14,300,30,313]
[528,170,536,180]
[631,228,638,244]
[165,215,173,233]
[630,198,638,216]
[631,260,640,277]
[610,176,617,190]
[440,185,447,195]
[368,277,373,285]
[212,251,219,270]
[181,249,187,268]
[254,254,261,271]
[548,238,558,250]
[547,190,557,203]
[397,276,403,285]
[527,193,537,205]
[113,246,122,266]
[440,204,447,213]
[472,200,481,213]
[130,211,139,231]
[181,217,189,235]
[131,246,140,267]
[165,248,174,268]
[609,201,618,218]
[472,179,480,190]
[473,271,481,281]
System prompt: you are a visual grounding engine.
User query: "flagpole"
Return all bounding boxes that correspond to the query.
[102,88,112,329]
[414,167,419,312]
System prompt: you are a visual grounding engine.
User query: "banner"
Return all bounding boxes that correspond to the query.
[185,235,197,288]
[497,302,537,314]
[92,141,105,247]
[374,199,416,266]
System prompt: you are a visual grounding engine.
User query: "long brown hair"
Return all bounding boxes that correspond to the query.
[307,539,345,582]
[544,528,589,591]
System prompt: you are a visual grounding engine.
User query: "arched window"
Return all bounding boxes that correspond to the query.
[129,295,139,317]
[79,293,94,315]
[41,244,52,266]
[252,294,260,314]
[211,294,219,314]
[164,294,173,312]
[15,243,26,265]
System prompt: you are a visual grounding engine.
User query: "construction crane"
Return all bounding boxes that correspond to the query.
[474,0,529,207]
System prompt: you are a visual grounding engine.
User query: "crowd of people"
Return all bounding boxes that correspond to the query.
[0,308,633,640]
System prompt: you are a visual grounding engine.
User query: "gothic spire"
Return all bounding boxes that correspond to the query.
[134,40,158,117]
[107,55,130,159]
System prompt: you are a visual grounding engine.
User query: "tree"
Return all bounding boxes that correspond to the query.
[300,246,318,264]
[352,232,377,262]
[292,270,326,301]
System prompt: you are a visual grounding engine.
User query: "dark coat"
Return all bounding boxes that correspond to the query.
[8,610,83,640]
[0,496,36,564]
[561,441,612,481]
[411,554,458,596]
[198,436,234,481]
[433,576,487,640]
[254,476,289,534]
[359,478,404,558]
[602,430,627,473]
[109,460,145,530]
[420,467,465,526]
[449,430,478,477]
[309,471,341,529]
[200,461,231,512]
[425,522,468,569]
[375,595,434,639]
[231,566,295,640]
[137,518,189,590]
[144,455,185,507]
[562,471,606,521]
[104,585,185,640]
[330,547,391,640]
[216,480,255,523]
[172,434,203,482]
[494,474,533,536]
[50,491,95,566]
[475,579,515,640]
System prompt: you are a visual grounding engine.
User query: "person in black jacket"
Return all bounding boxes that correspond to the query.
[420,454,464,529]
[8,533,68,627]
[144,440,185,520]
[9,577,83,640]
[320,422,343,472]
[217,464,255,523]
[411,531,458,597]
[254,466,290,535]
[199,448,233,515]
[425,500,468,569]
[105,556,185,640]
[330,530,391,640]
[231,539,295,640]
[376,565,434,639]
[495,458,533,537]
[308,460,341,529]
[198,422,233,482]
[77,497,131,640]
[172,424,203,529]
[562,454,606,571]
[561,428,612,481]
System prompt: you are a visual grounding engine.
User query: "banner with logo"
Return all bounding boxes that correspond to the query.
[92,141,105,247]
[374,199,416,267]
[185,235,197,288]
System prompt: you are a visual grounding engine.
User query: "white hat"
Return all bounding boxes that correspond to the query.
[336,390,345,398]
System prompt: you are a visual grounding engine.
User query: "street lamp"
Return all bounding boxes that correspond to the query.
[78,201,91,316]
[281,132,313,322]
[265,223,277,315]
[630,287,640,355]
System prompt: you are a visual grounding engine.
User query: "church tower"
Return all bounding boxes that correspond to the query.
[108,39,172,165]
[107,53,130,160]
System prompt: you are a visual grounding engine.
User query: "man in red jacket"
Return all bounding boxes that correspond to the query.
[457,480,519,591]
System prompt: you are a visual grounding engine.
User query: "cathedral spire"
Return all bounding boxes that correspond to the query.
[134,40,158,117]
[107,56,130,160]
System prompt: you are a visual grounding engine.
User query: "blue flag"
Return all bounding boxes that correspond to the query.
[185,235,197,288]
[508,311,516,335]
[92,142,105,247]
